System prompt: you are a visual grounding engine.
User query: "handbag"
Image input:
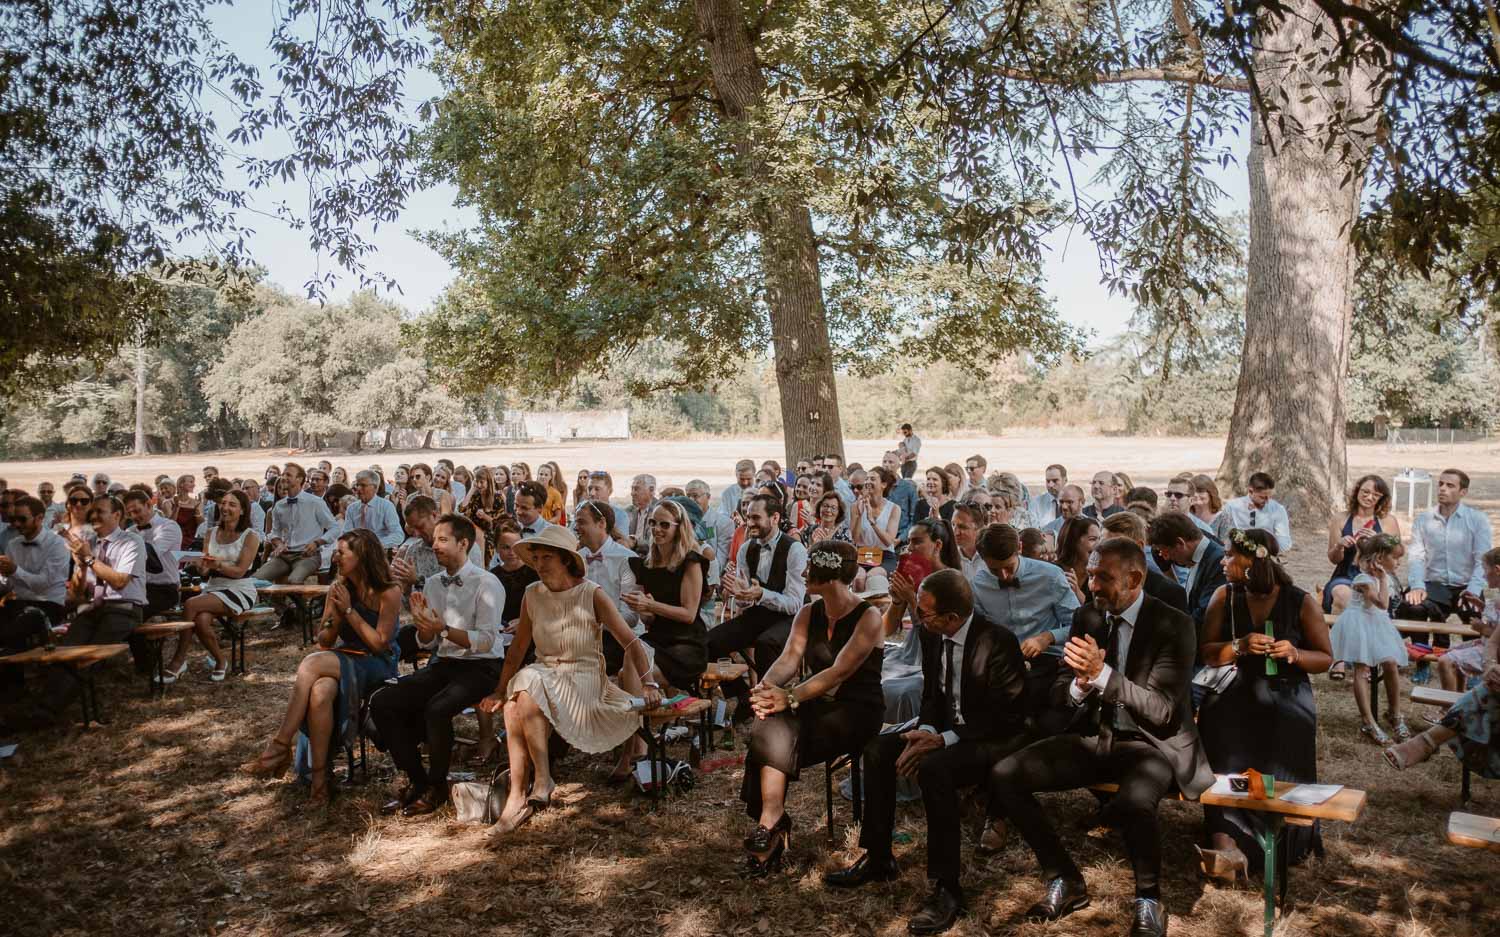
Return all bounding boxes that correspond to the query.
[1194,594,1242,699]
[856,546,884,568]
[452,765,509,824]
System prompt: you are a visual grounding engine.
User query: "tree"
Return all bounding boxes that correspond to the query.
[415,1,1077,468]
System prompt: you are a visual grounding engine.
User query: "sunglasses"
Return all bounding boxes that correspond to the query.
[1164,491,1189,500]
[650,519,677,530]
[69,497,92,505]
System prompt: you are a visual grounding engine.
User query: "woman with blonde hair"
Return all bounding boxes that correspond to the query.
[623,499,709,693]
[537,460,569,525]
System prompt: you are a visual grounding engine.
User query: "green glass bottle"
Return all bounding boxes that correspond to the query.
[1264,619,1278,676]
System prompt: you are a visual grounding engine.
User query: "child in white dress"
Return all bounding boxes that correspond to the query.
[1331,533,1410,744]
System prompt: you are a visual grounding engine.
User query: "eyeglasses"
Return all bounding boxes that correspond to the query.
[1164,491,1188,500]
[650,519,676,530]
[69,497,91,506]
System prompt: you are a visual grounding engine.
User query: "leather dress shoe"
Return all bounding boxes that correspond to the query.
[824,852,899,888]
[401,785,448,817]
[1025,877,1090,922]
[975,818,1008,855]
[907,885,964,936]
[1129,897,1167,937]
[380,784,425,816]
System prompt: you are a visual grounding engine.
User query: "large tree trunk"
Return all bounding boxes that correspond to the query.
[132,341,148,455]
[1218,3,1381,519]
[695,0,845,466]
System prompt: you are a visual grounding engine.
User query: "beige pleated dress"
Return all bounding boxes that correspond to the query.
[507,579,642,753]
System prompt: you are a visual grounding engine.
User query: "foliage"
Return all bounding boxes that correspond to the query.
[413,1,1080,402]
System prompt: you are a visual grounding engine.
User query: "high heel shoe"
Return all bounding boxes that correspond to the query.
[157,660,189,685]
[743,811,794,850]
[1195,845,1249,883]
[742,813,792,878]
[239,738,293,778]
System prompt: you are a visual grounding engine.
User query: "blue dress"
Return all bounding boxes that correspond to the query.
[1440,685,1500,780]
[1329,573,1408,667]
[294,596,399,780]
[1322,516,1383,613]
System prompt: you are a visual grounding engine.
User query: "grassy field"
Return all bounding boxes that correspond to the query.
[2,433,1498,936]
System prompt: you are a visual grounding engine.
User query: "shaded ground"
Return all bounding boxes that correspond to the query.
[3,434,1499,936]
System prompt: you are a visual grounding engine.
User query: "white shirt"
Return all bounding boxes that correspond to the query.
[419,561,505,660]
[134,515,182,587]
[88,528,148,607]
[517,515,553,538]
[719,483,753,516]
[1071,589,1144,703]
[960,548,984,581]
[2,527,71,605]
[270,494,339,551]
[733,531,808,616]
[343,496,405,550]
[582,537,641,632]
[919,614,973,748]
[1409,503,1493,596]
[1223,496,1293,552]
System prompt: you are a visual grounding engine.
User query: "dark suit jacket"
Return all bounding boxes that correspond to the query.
[918,612,1028,744]
[1145,569,1188,615]
[1186,539,1227,628]
[1051,597,1214,799]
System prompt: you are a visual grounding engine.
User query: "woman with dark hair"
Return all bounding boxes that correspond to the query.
[54,482,97,548]
[167,489,259,683]
[738,541,885,876]
[1324,474,1400,616]
[461,465,504,565]
[323,482,352,517]
[1054,516,1101,605]
[850,465,900,573]
[478,526,657,841]
[241,528,402,804]
[1190,474,1230,542]
[572,469,591,510]
[174,473,203,550]
[804,491,851,546]
[913,467,956,524]
[1195,528,1333,880]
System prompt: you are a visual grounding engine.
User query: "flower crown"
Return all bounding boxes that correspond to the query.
[810,550,845,570]
[1229,528,1269,559]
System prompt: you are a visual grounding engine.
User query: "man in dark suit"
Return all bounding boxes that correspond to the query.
[824,569,1029,936]
[986,539,1213,937]
[1103,513,1187,615]
[1148,512,1228,630]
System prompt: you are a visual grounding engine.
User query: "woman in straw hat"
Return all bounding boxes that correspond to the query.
[478,525,660,839]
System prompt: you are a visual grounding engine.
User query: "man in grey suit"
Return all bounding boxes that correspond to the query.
[986,538,1212,937]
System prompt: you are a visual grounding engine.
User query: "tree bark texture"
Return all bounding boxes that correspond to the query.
[133,341,148,456]
[695,0,845,466]
[1218,1,1381,518]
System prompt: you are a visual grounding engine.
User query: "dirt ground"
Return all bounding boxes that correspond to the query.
[2,434,1498,936]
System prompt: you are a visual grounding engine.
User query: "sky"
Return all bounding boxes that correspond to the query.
[203,5,1252,346]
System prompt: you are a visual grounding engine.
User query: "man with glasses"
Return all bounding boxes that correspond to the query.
[91,472,111,497]
[344,469,405,549]
[962,455,988,500]
[1042,485,1087,538]
[824,452,856,508]
[307,469,331,499]
[1161,474,1218,541]
[1222,472,1293,551]
[0,495,72,698]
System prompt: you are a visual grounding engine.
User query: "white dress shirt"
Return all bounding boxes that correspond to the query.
[1223,496,1293,551]
[343,495,405,550]
[1030,491,1059,527]
[134,515,182,587]
[733,531,809,616]
[270,494,339,552]
[2,527,71,605]
[88,528,148,607]
[919,615,973,748]
[582,537,641,631]
[1409,503,1493,596]
[517,515,553,538]
[419,560,505,660]
[960,548,984,581]
[1071,589,1145,703]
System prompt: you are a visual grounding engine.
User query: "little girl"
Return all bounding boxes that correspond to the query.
[1331,533,1410,744]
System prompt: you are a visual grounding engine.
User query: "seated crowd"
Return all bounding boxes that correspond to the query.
[1,446,1496,937]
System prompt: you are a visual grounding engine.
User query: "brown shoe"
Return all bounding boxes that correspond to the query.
[402,784,449,817]
[381,784,425,816]
[239,738,292,779]
[976,819,1008,855]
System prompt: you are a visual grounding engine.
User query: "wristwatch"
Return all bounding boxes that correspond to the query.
[440,627,452,642]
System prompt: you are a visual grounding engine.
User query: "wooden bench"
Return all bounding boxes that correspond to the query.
[635,698,715,805]
[1446,812,1500,852]
[0,644,130,727]
[217,607,278,676]
[133,620,197,698]
[1324,614,1479,640]
[1090,777,1366,937]
[257,583,330,646]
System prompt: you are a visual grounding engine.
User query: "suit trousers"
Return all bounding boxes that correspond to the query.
[254,554,321,585]
[989,734,1175,894]
[370,656,502,791]
[706,611,793,701]
[860,731,1025,886]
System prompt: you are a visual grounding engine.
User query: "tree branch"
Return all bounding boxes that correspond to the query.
[990,64,1250,93]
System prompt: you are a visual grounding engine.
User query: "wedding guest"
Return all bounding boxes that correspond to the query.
[1055,516,1101,605]
[344,469,405,550]
[739,541,884,876]
[121,490,182,620]
[624,499,710,693]
[1400,469,1491,643]
[1102,512,1187,615]
[537,461,569,525]
[1042,485,1085,538]
[1147,511,1227,630]
[803,492,851,546]
[1083,471,1122,520]
[849,467,900,573]
[882,450,920,538]
[168,490,257,682]
[913,467,956,524]
[241,529,401,805]
[0,496,70,696]
[1196,528,1331,879]
[255,464,338,584]
[1030,464,1067,526]
[1324,474,1400,616]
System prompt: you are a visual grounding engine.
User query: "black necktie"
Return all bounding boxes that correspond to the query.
[1105,615,1138,734]
[943,638,959,729]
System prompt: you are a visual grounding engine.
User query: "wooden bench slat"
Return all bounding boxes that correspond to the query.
[1412,687,1463,707]
[1090,778,1366,825]
[0,643,131,667]
[134,621,197,639]
[1324,614,1478,638]
[1447,812,1500,851]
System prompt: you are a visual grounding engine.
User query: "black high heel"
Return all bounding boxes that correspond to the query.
[741,813,792,878]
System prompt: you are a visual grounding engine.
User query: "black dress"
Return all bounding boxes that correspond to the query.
[741,599,885,818]
[628,551,710,691]
[1198,584,1323,866]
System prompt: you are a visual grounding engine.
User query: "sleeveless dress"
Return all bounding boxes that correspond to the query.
[1330,573,1408,666]
[628,551,710,691]
[1199,584,1323,866]
[853,500,899,572]
[203,528,259,613]
[294,593,398,782]
[175,503,199,549]
[507,579,642,753]
[1322,515,1383,612]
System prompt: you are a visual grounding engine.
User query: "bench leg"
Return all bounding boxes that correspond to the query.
[1256,816,1289,937]
[77,669,106,728]
[148,638,165,700]
[635,725,663,808]
[825,760,836,845]
[295,597,312,647]
[1462,765,1471,804]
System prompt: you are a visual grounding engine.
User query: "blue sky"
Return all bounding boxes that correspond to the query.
[203,5,1251,345]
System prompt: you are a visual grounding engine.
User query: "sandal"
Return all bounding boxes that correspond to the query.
[1359,723,1393,746]
[157,660,189,685]
[1384,730,1441,770]
[1386,714,1412,742]
[1328,661,1347,682]
[239,738,293,778]
[210,658,230,682]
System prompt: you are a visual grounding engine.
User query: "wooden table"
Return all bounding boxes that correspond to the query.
[257,583,330,646]
[133,620,196,698]
[1447,812,1500,852]
[635,698,715,806]
[0,644,130,726]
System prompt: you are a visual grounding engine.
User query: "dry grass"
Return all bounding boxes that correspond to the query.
[4,435,1500,936]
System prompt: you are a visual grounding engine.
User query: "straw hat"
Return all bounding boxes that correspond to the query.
[514,524,586,577]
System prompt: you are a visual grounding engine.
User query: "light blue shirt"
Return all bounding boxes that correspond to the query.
[343,495,405,550]
[518,515,554,538]
[969,556,1079,656]
[1408,503,1492,596]
[1030,491,1059,527]
[888,478,919,538]
[1223,496,1293,552]
[834,478,856,510]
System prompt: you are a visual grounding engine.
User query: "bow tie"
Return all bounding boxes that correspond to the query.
[993,576,1021,589]
[20,540,39,547]
[441,574,464,588]
[586,553,604,564]
[285,497,299,505]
